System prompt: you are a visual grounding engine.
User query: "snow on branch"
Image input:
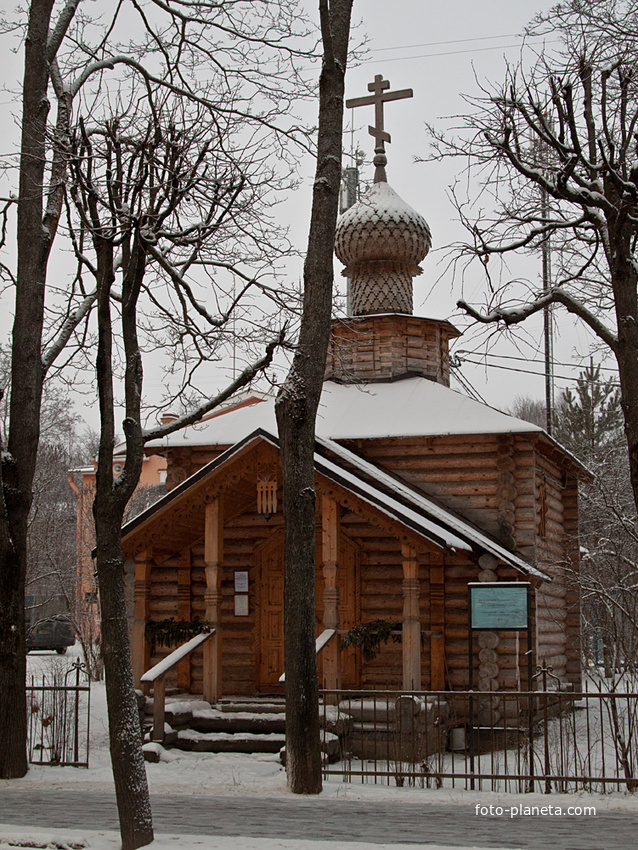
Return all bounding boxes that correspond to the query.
[458,286,618,351]
[142,328,287,443]
[41,290,98,373]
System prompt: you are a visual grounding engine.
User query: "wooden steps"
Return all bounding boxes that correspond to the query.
[142,694,343,758]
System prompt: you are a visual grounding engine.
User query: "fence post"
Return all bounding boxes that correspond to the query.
[152,675,166,743]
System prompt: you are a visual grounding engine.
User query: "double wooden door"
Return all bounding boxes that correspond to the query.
[258,532,359,692]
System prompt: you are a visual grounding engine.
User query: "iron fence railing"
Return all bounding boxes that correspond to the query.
[320,673,638,793]
[26,659,90,767]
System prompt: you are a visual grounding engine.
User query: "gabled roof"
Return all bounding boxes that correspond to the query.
[314,436,548,579]
[123,427,549,581]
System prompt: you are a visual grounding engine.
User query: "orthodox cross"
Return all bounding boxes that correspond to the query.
[346,75,413,182]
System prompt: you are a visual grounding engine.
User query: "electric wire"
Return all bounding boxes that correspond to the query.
[370,34,523,53]
[368,40,559,64]
[456,355,621,388]
[456,350,620,373]
[449,364,489,405]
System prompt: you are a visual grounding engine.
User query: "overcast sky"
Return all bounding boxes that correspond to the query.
[0,1,604,433]
[325,0,602,412]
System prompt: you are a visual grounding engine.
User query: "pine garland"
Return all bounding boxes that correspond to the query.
[145,617,211,653]
[340,619,402,662]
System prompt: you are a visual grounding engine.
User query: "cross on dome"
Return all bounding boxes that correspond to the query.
[346,74,413,182]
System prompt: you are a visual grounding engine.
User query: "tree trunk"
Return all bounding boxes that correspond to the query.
[612,256,638,523]
[275,0,353,795]
[91,233,153,849]
[94,509,154,850]
[0,0,55,780]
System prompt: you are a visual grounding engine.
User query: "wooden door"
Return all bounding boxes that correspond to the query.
[258,534,285,693]
[258,531,360,693]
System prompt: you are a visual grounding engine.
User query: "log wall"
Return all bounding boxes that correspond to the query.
[144,425,582,694]
[325,315,458,386]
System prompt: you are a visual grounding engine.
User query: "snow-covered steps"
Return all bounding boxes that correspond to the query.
[142,694,343,758]
[217,697,286,715]
[174,728,286,753]
[189,705,286,735]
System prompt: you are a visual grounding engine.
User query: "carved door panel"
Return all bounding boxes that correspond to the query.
[259,530,360,693]
[259,535,285,692]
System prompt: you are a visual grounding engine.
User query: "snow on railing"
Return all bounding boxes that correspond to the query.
[141,629,216,742]
[279,628,336,683]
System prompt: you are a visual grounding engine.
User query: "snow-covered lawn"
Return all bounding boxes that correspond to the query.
[0,830,516,850]
[3,649,638,850]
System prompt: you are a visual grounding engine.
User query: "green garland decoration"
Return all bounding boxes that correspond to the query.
[340,619,402,662]
[145,617,211,654]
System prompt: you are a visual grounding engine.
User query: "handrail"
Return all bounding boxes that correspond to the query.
[278,628,336,683]
[141,629,216,743]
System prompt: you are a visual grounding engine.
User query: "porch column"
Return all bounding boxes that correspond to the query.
[204,498,223,703]
[132,547,153,690]
[429,552,446,690]
[177,548,192,691]
[321,494,340,693]
[401,541,421,691]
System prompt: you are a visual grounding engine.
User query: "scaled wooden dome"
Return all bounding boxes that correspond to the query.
[335,181,431,315]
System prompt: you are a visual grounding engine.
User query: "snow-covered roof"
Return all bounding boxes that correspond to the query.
[145,376,543,450]
[126,428,548,580]
[314,436,547,580]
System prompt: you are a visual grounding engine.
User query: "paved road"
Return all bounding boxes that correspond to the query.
[1,789,636,848]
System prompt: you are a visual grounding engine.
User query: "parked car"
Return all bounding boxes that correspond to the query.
[26,619,75,654]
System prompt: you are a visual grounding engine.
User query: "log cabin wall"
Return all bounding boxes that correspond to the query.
[341,430,581,690]
[533,448,581,686]
[443,554,478,691]
[562,474,582,687]
[340,433,520,543]
[325,315,459,386]
[339,509,412,688]
[146,513,285,695]
[139,427,582,694]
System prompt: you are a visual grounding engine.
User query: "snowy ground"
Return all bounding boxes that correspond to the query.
[3,649,638,850]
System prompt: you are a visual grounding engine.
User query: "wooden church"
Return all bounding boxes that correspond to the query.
[121,78,583,706]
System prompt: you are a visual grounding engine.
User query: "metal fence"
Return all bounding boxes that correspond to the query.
[26,659,91,767]
[320,670,638,792]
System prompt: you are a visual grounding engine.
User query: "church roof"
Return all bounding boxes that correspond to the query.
[125,427,549,580]
[145,376,544,450]
[335,181,431,273]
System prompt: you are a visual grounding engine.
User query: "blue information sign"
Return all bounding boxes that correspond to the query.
[469,583,530,630]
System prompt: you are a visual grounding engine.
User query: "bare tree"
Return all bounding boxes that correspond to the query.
[429,0,638,520]
[68,72,299,843]
[275,0,354,795]
[0,0,311,805]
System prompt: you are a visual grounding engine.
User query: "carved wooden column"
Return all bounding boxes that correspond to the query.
[177,548,192,691]
[321,495,340,695]
[401,541,421,691]
[132,547,153,690]
[204,499,223,703]
[429,552,445,690]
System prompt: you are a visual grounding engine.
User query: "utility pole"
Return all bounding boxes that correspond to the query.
[541,182,554,436]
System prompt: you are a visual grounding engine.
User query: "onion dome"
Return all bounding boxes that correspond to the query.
[335,181,431,316]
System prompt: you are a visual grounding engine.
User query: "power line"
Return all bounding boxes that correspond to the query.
[450,363,489,405]
[455,349,620,374]
[457,356,621,387]
[367,40,558,64]
[370,34,522,53]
